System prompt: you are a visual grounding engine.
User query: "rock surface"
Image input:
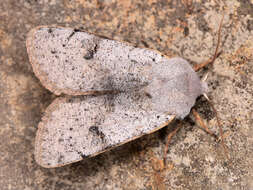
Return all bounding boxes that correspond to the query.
[0,0,253,189]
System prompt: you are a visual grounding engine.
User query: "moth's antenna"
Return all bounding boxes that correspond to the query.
[201,72,229,159]
[207,98,229,159]
[194,14,224,71]
[195,14,229,158]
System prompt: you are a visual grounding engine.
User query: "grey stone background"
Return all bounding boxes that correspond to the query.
[0,0,253,189]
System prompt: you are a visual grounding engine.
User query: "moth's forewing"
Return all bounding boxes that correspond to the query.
[26,26,165,95]
[35,94,175,168]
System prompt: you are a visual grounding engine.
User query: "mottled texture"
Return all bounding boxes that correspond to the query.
[35,94,174,168]
[1,0,253,190]
[29,28,206,167]
[27,27,158,95]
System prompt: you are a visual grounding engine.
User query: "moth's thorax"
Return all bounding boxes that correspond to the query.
[144,57,206,119]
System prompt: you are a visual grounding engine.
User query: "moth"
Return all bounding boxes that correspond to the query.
[26,26,208,168]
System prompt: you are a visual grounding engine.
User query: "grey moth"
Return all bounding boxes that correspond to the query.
[26,26,207,168]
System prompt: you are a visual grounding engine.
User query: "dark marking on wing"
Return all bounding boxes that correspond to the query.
[83,44,98,60]
[51,50,56,54]
[89,125,106,143]
[62,29,83,47]
[48,28,53,33]
[77,151,87,159]
[57,154,64,164]
[67,29,82,41]
[73,28,82,33]
[144,92,152,99]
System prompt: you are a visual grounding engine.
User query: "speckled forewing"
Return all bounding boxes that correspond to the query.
[26,27,168,95]
[35,93,175,168]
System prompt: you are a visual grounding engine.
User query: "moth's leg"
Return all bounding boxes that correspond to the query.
[163,123,182,165]
[207,101,229,159]
[193,14,224,72]
[192,109,217,138]
[193,106,229,159]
